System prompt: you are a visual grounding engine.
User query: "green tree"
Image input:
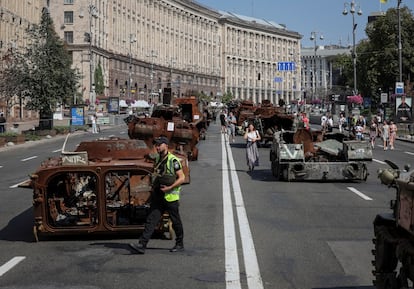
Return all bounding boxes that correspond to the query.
[362,6,414,94]
[94,61,104,96]
[0,8,80,128]
[221,91,233,105]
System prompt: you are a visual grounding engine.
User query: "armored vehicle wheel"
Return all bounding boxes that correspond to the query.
[373,225,398,288]
[271,162,280,180]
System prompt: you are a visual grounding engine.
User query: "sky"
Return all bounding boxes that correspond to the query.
[196,0,414,47]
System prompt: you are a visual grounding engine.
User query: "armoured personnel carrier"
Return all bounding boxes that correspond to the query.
[373,161,414,288]
[126,97,205,161]
[269,128,372,181]
[19,137,190,241]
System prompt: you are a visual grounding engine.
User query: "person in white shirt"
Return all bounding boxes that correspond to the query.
[243,123,261,171]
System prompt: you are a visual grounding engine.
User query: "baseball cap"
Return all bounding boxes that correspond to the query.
[153,136,169,145]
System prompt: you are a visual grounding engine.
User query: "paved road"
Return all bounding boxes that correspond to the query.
[0,122,413,288]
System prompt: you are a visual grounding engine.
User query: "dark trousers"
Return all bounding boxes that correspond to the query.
[0,124,4,133]
[140,194,184,246]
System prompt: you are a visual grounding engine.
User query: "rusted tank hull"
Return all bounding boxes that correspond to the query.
[373,166,414,288]
[271,160,368,181]
[21,138,189,240]
[270,129,372,182]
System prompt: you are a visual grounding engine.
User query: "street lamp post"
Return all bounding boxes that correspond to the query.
[397,0,403,82]
[146,50,157,102]
[128,34,137,100]
[310,31,323,101]
[342,0,362,95]
[88,4,98,107]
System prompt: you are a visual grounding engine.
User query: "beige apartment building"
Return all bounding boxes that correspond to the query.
[0,0,43,119]
[1,0,302,114]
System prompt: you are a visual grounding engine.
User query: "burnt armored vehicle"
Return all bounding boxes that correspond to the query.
[269,128,372,181]
[373,161,414,288]
[126,97,204,161]
[19,137,190,241]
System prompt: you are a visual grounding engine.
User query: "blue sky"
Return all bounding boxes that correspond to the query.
[196,0,414,47]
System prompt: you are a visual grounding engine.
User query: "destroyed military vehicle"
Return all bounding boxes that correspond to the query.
[126,97,205,161]
[373,161,414,288]
[269,128,372,181]
[19,137,190,241]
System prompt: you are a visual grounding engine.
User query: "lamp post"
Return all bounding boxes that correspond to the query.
[310,32,323,101]
[88,4,98,107]
[146,50,157,102]
[342,0,362,95]
[128,34,137,100]
[397,0,402,82]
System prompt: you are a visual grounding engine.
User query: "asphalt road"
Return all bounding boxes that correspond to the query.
[0,122,413,289]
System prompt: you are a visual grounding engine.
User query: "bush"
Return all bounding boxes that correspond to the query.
[0,132,20,137]
[53,126,70,134]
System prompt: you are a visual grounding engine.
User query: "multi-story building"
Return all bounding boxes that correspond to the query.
[0,0,43,118]
[1,0,302,116]
[301,45,350,102]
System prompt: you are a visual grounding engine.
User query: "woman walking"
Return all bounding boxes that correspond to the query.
[389,120,397,150]
[244,123,261,171]
[382,120,390,150]
[369,118,378,149]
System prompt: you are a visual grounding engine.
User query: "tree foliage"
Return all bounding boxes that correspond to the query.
[0,8,80,117]
[94,61,104,96]
[360,6,414,96]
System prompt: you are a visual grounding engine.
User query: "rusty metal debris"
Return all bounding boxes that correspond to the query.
[126,97,206,161]
[373,161,414,287]
[20,137,190,241]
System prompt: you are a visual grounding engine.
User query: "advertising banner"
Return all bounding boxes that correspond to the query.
[108,97,120,113]
[71,106,85,126]
[395,95,412,123]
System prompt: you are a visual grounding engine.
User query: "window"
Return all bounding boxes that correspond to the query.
[64,0,74,4]
[64,11,73,24]
[64,31,73,43]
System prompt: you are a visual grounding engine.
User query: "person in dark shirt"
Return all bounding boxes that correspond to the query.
[0,113,6,133]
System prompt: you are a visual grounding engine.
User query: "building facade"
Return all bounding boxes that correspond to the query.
[1,0,302,116]
[301,46,350,102]
[0,0,43,119]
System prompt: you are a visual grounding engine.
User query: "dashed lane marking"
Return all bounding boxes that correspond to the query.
[9,179,29,189]
[373,159,386,164]
[0,256,26,277]
[21,156,37,162]
[405,151,414,156]
[347,187,373,201]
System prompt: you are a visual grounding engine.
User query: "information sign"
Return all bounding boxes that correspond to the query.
[277,62,296,71]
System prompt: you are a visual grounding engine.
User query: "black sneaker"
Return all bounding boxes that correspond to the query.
[169,244,184,253]
[129,242,146,254]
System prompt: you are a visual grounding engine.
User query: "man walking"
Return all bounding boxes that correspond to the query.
[129,136,186,254]
[0,113,6,133]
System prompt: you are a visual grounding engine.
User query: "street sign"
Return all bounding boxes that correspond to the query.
[277,62,296,71]
[395,82,404,94]
[380,93,388,103]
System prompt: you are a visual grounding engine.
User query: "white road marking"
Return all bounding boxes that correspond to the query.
[0,166,3,168]
[405,151,414,156]
[373,159,386,164]
[52,149,61,153]
[223,134,264,289]
[9,179,29,189]
[347,187,373,201]
[0,256,26,277]
[21,156,37,162]
[221,134,241,289]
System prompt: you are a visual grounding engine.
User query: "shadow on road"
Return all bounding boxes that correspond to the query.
[0,207,35,242]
